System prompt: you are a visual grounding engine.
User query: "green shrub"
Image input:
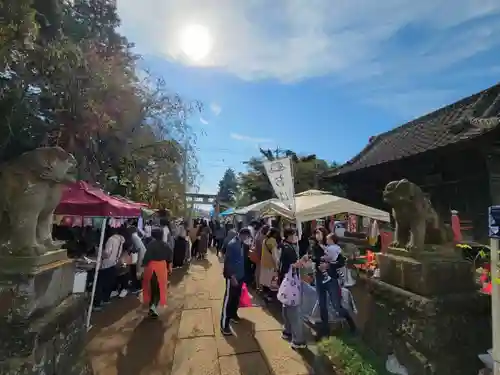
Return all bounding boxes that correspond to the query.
[317,334,390,375]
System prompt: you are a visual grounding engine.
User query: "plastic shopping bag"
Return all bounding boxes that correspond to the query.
[239,282,252,307]
[277,267,301,306]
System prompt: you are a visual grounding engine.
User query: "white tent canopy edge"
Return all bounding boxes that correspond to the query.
[235,190,390,223]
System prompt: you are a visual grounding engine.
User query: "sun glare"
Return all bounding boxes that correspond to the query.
[179,24,213,62]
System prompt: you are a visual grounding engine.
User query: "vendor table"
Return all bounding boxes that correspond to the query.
[301,281,345,324]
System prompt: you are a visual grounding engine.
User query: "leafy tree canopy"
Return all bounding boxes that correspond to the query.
[0,0,201,215]
[238,148,344,205]
[217,168,238,204]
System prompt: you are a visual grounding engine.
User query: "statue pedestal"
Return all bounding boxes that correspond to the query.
[377,248,476,296]
[0,250,93,375]
[361,248,490,375]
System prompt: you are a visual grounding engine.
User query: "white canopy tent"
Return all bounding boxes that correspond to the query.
[293,190,390,223]
[237,190,390,223]
[234,198,283,215]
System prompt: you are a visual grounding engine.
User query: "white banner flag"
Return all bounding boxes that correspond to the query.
[263,157,295,212]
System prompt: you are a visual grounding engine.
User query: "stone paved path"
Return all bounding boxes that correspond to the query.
[87,250,325,375]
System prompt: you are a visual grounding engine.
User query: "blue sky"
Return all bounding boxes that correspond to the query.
[117,0,500,196]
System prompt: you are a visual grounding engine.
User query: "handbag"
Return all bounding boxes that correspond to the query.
[248,246,260,264]
[277,266,301,306]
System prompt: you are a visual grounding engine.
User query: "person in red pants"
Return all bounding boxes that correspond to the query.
[138,229,173,317]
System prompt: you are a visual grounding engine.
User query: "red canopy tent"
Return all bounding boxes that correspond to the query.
[55,181,142,217]
[55,181,143,331]
[112,195,150,209]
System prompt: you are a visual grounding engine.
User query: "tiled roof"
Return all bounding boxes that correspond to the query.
[334,83,500,176]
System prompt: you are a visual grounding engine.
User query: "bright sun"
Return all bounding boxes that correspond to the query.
[179,24,213,62]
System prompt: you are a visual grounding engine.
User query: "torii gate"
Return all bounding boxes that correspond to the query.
[185,193,220,218]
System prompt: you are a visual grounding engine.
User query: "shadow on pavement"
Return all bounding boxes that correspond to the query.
[248,287,331,374]
[87,297,141,340]
[190,257,212,270]
[220,318,263,374]
[115,315,167,375]
[169,265,189,287]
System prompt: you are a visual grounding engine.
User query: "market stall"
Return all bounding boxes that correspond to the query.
[234,191,390,227]
[55,181,143,330]
[111,194,157,230]
[268,189,390,223]
[237,191,390,324]
[233,198,285,215]
[56,181,142,217]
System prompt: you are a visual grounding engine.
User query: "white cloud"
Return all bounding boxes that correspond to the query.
[117,0,500,83]
[230,133,273,144]
[210,102,221,116]
[199,116,209,125]
[366,89,459,119]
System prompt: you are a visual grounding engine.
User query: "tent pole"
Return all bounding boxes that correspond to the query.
[296,219,302,238]
[86,217,108,331]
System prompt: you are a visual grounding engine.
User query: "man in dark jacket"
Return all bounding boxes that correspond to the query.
[220,228,252,335]
[221,223,237,256]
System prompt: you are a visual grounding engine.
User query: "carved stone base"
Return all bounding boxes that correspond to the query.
[362,278,490,375]
[0,256,93,375]
[0,248,68,274]
[0,253,75,323]
[0,295,93,375]
[378,248,475,296]
[387,245,461,260]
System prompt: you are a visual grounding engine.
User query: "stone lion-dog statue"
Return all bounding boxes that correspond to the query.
[0,147,76,256]
[383,179,454,253]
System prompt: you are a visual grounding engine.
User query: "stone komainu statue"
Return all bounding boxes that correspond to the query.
[0,147,76,256]
[383,179,454,253]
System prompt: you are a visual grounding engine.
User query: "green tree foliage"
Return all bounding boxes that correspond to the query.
[238,148,344,204]
[0,0,200,214]
[217,168,238,204]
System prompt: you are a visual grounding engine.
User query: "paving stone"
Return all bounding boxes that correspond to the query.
[239,307,282,332]
[171,337,220,375]
[185,278,212,295]
[209,285,226,300]
[184,292,213,309]
[255,331,312,375]
[147,311,183,374]
[215,329,260,356]
[211,300,223,336]
[89,308,183,375]
[89,249,321,375]
[218,352,270,375]
[178,308,214,338]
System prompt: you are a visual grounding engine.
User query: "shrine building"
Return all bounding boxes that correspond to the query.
[326,82,500,241]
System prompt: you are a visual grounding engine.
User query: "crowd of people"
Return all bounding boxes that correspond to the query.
[89,217,239,317]
[86,215,357,345]
[88,217,193,316]
[219,220,357,350]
